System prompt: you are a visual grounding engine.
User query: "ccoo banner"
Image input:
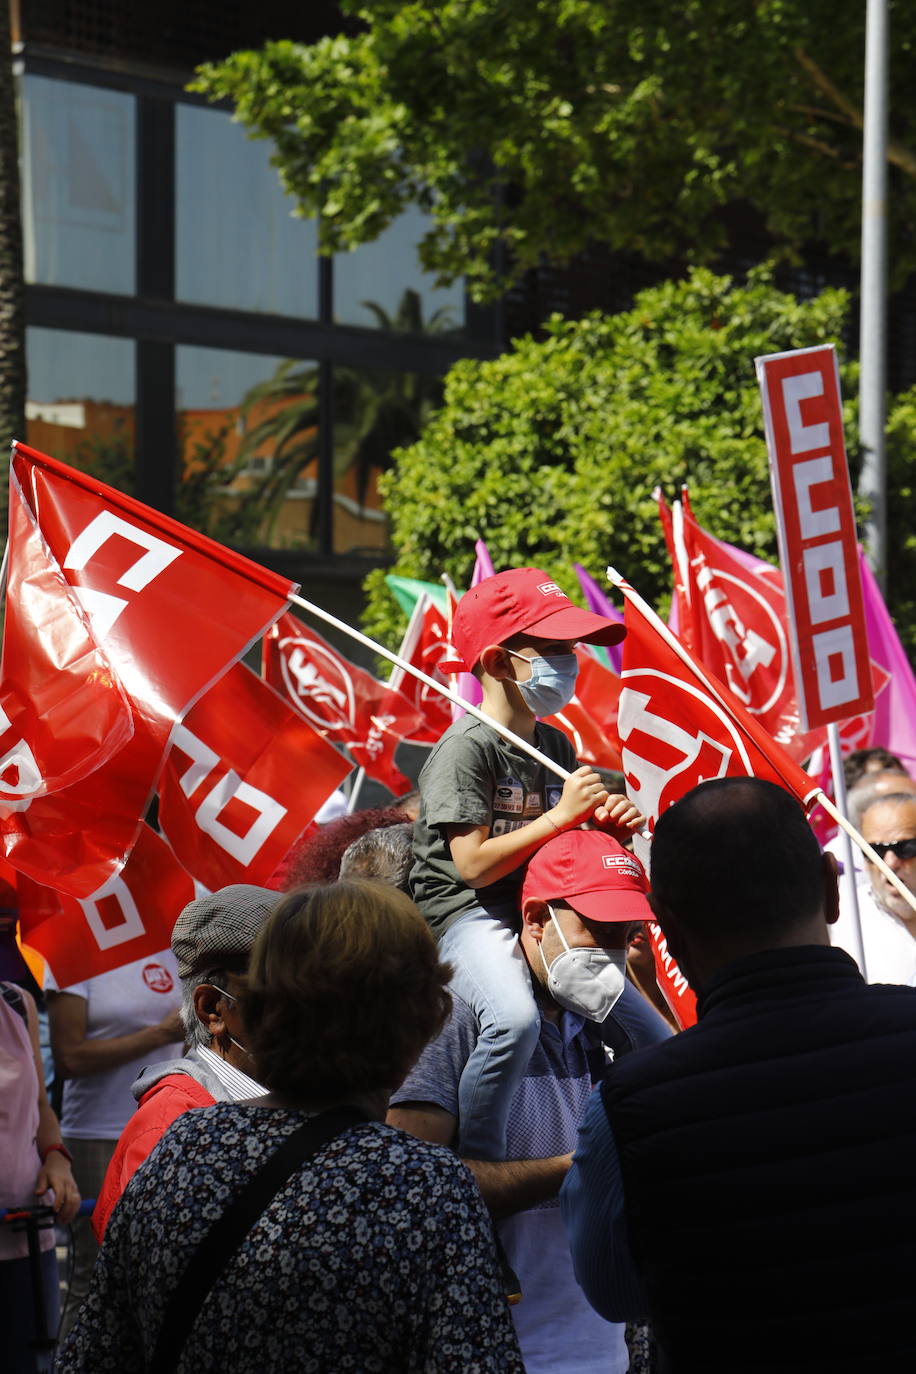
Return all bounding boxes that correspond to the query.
[756,345,873,732]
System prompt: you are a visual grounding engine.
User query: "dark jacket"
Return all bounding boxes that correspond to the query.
[601,945,916,1373]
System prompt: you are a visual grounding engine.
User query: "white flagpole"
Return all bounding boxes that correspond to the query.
[347,767,367,814]
[826,721,868,976]
[606,566,916,917]
[286,591,573,783]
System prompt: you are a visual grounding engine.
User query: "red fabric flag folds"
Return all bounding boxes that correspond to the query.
[0,443,296,897]
[159,662,350,891]
[263,612,423,795]
[17,823,195,988]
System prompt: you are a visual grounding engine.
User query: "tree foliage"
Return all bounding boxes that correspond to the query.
[193,1,916,298]
[363,268,916,662]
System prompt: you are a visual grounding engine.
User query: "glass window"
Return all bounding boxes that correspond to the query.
[176,105,319,318]
[20,76,136,294]
[333,205,465,334]
[331,365,443,555]
[26,328,136,488]
[176,345,320,549]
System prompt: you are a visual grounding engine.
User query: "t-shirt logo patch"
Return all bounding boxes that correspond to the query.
[142,963,175,994]
[494,778,524,814]
[524,792,543,814]
[546,785,563,809]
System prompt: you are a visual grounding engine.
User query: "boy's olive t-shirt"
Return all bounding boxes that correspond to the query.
[410,715,577,938]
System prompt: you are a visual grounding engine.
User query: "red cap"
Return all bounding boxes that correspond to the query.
[444,568,625,672]
[521,829,652,924]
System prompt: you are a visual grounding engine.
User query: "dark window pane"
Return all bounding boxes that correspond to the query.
[176,345,320,549]
[26,327,136,489]
[21,76,136,294]
[334,206,465,334]
[332,365,443,555]
[176,105,319,318]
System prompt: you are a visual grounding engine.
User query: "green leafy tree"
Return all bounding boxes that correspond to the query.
[193,1,916,299]
[364,268,916,663]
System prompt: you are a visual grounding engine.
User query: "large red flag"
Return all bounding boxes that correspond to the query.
[387,594,453,744]
[616,586,818,828]
[673,492,824,764]
[17,823,195,988]
[0,464,134,810]
[159,662,350,891]
[0,444,296,899]
[262,612,424,795]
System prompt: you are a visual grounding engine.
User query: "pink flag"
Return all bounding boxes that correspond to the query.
[858,551,916,773]
[451,541,494,717]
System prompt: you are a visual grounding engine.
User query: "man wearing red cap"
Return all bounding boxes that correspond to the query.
[391,827,670,1374]
[409,568,640,1162]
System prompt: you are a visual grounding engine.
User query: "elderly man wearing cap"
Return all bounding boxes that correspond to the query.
[410,567,641,1165]
[92,885,277,1239]
[390,827,670,1374]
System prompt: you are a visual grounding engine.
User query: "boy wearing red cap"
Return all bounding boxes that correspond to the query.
[409,568,641,1159]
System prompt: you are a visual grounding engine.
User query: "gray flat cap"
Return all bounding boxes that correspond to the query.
[171,884,280,981]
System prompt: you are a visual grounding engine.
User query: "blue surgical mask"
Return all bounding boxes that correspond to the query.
[508,652,578,716]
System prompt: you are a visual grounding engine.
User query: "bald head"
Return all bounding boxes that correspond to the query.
[649,778,833,985]
[847,770,916,830]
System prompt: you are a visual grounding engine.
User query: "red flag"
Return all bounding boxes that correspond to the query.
[159,662,350,891]
[0,463,134,807]
[544,649,624,770]
[17,823,195,988]
[0,443,296,899]
[616,588,818,829]
[262,612,424,795]
[676,493,824,764]
[387,595,453,744]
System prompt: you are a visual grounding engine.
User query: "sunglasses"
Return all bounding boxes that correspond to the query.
[869,838,916,863]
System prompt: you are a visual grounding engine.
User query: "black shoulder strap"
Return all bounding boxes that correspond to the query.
[0,982,27,1023]
[149,1105,369,1374]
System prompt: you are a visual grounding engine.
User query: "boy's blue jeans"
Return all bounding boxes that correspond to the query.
[439,904,541,1161]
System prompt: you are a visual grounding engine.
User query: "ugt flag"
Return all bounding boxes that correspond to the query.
[263,612,423,795]
[0,443,296,898]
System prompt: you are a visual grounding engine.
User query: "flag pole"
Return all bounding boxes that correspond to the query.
[286,591,573,783]
[826,721,868,976]
[606,567,916,918]
[347,767,367,814]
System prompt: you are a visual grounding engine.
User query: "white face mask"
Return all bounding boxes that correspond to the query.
[539,906,627,1022]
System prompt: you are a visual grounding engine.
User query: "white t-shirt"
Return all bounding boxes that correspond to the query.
[45,951,183,1139]
[829,876,916,986]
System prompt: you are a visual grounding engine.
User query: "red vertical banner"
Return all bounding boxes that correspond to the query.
[756,347,873,731]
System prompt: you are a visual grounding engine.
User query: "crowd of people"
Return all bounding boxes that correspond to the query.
[5,568,916,1372]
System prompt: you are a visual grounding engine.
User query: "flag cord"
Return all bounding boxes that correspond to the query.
[286,592,573,783]
[605,567,916,917]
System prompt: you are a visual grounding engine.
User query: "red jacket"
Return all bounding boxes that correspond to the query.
[92,1073,215,1240]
